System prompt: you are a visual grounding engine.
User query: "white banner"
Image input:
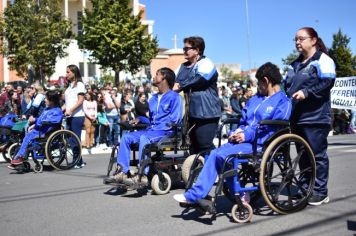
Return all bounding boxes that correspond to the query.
[330,76,356,109]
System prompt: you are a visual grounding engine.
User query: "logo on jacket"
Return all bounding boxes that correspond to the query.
[266,106,274,113]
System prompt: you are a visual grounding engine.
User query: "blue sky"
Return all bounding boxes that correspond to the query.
[140,0,356,71]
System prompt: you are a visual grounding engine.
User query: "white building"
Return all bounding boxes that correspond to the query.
[0,0,154,84]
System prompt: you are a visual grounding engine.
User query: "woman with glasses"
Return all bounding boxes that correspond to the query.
[283,27,336,206]
[174,36,221,155]
[63,65,86,168]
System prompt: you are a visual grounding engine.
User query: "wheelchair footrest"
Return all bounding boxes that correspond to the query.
[179,199,216,215]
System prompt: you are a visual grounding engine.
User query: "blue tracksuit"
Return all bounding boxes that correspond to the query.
[116,90,183,174]
[284,50,336,197]
[176,56,221,153]
[184,90,291,203]
[14,107,63,159]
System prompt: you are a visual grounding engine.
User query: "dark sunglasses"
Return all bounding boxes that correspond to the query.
[183,46,195,52]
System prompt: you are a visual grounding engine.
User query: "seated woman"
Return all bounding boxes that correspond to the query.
[9,90,64,168]
[173,62,292,204]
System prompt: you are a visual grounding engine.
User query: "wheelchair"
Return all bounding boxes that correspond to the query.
[181,119,315,223]
[0,119,27,163]
[8,120,82,173]
[104,121,190,195]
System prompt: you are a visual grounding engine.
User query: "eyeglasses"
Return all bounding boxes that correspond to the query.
[183,47,195,52]
[293,36,312,42]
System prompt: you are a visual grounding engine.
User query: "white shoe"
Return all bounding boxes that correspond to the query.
[173,194,192,204]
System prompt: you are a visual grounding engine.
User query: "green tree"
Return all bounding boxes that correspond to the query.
[0,0,72,83]
[329,29,354,77]
[220,67,233,81]
[281,49,299,73]
[77,0,159,85]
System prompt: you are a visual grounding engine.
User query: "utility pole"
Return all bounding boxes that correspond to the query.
[245,0,252,76]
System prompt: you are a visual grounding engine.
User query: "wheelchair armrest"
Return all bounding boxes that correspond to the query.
[221,116,241,125]
[259,120,290,127]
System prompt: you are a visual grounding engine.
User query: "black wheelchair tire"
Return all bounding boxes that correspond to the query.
[259,133,315,214]
[45,129,82,170]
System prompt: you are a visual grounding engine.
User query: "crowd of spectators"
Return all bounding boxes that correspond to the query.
[0,76,354,153]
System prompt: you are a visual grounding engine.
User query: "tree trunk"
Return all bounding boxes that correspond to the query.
[115,69,120,87]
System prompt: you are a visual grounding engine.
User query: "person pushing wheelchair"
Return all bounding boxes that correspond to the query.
[173,62,292,205]
[104,67,183,186]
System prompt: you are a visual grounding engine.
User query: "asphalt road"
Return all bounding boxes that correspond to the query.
[0,134,355,236]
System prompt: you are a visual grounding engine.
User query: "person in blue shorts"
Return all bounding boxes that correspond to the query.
[173,62,291,204]
[104,67,183,185]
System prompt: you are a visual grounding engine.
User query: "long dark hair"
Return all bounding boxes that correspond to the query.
[299,27,328,55]
[67,64,83,82]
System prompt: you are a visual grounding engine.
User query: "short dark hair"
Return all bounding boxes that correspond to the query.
[46,90,61,107]
[183,36,205,56]
[255,62,282,86]
[157,67,176,89]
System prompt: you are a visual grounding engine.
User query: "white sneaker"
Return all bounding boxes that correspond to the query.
[173,194,192,204]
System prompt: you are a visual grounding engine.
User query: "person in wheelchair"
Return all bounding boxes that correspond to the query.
[104,67,183,186]
[173,62,292,205]
[8,90,64,168]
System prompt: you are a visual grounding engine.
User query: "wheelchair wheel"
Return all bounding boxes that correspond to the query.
[7,142,20,161]
[33,162,43,173]
[151,172,171,195]
[259,133,315,214]
[107,145,119,177]
[45,130,82,170]
[231,202,253,223]
[2,142,14,163]
[181,154,205,184]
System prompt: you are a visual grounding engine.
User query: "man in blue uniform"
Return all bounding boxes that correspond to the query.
[105,67,183,185]
[173,62,292,204]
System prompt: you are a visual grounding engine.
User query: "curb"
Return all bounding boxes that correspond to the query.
[0,147,112,163]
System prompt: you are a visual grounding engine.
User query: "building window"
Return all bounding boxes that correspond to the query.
[77,11,83,36]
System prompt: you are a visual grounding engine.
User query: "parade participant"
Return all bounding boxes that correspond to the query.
[173,62,291,204]
[63,65,86,168]
[104,67,182,185]
[174,36,221,154]
[284,27,336,206]
[9,90,63,167]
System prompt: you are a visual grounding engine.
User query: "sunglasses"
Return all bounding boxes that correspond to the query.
[183,46,195,52]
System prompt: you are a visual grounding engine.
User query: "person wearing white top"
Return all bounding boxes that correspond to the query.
[63,65,86,168]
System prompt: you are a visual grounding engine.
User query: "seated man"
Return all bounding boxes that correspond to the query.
[173,62,292,204]
[9,90,64,168]
[105,67,183,185]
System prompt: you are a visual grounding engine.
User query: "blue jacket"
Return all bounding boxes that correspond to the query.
[138,90,182,131]
[34,107,63,133]
[284,51,336,124]
[176,57,221,119]
[236,90,291,146]
[0,113,17,127]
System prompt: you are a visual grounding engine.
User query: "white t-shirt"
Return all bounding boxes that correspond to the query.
[64,81,86,117]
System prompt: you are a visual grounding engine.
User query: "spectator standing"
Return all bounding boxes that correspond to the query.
[134,93,149,118]
[104,88,121,147]
[83,92,97,149]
